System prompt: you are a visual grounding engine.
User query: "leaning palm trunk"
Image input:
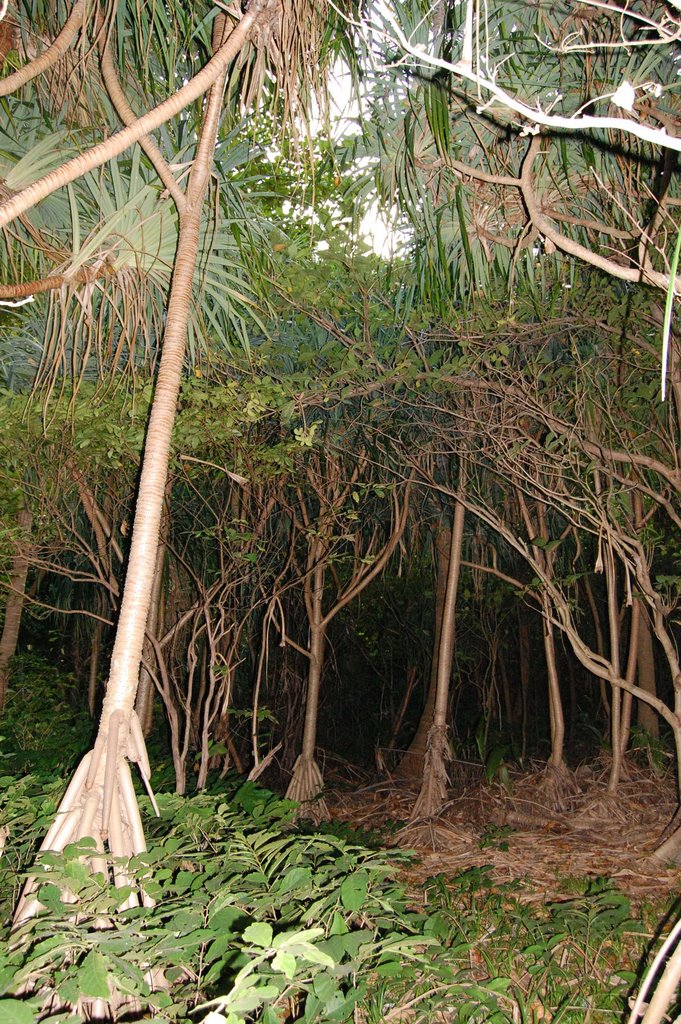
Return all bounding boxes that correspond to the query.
[412,482,465,820]
[0,506,32,715]
[134,525,167,736]
[13,14,247,936]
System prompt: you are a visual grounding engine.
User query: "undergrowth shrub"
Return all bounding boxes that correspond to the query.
[1,653,90,773]
[0,780,432,1022]
[0,775,670,1023]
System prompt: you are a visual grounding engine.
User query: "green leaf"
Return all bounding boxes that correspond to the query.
[272,950,296,979]
[329,912,348,936]
[312,972,339,1002]
[277,866,312,893]
[340,870,369,912]
[293,943,334,968]
[77,950,111,999]
[242,922,273,948]
[0,1000,35,1024]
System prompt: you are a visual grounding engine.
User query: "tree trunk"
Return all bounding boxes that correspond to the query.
[411,489,465,820]
[397,523,451,780]
[285,556,329,821]
[134,530,167,736]
[616,596,640,765]
[542,594,565,769]
[604,543,624,792]
[0,507,32,715]
[637,608,659,738]
[14,15,244,932]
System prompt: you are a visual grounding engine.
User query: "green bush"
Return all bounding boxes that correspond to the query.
[0,774,669,1023]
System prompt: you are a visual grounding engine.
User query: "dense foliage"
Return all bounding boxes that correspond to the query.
[0,702,673,1022]
[1,0,681,1019]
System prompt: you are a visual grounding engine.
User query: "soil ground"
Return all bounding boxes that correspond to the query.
[327,758,681,908]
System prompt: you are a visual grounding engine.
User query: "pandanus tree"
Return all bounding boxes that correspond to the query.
[11,9,262,936]
[0,0,356,956]
[425,304,681,802]
[396,516,452,781]
[410,468,465,820]
[355,0,681,319]
[283,441,413,818]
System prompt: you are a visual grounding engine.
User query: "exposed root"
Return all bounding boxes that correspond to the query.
[12,710,159,1021]
[285,754,330,822]
[410,724,451,821]
[536,761,581,814]
[571,791,630,829]
[650,820,681,867]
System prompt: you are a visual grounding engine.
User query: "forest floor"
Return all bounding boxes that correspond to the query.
[327,757,681,909]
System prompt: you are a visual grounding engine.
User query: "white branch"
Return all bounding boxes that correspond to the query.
[379,8,681,152]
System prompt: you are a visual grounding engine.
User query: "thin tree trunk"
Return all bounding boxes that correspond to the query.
[412,488,465,820]
[285,477,412,815]
[637,609,659,737]
[617,596,641,763]
[397,523,451,780]
[0,507,32,715]
[542,594,565,768]
[605,544,624,792]
[285,556,329,820]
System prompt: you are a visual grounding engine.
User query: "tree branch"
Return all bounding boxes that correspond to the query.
[379,7,681,152]
[0,0,87,96]
[0,0,271,229]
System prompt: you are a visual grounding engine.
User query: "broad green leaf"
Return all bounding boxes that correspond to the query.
[272,950,296,978]
[0,1000,35,1024]
[242,922,273,948]
[340,870,369,912]
[77,950,111,999]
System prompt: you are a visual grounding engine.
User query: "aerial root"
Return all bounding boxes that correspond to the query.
[285,754,330,822]
[537,761,581,814]
[410,723,451,821]
[11,711,160,1020]
[13,709,156,922]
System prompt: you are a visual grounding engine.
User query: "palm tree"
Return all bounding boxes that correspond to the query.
[1,0,354,942]
[351,0,681,310]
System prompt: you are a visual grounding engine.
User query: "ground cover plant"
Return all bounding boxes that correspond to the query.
[0,692,677,1023]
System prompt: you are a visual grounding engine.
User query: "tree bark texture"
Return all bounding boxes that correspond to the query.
[134,530,167,736]
[0,507,32,715]
[397,523,451,780]
[412,489,465,820]
[542,597,565,769]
